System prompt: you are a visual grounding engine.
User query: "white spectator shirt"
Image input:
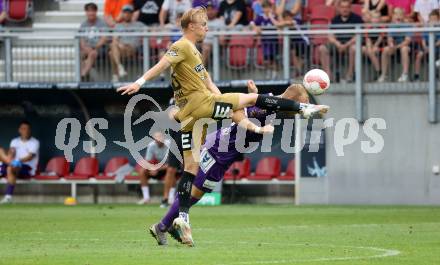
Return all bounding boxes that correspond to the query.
[145,139,170,163]
[161,0,192,24]
[414,0,439,23]
[10,137,40,175]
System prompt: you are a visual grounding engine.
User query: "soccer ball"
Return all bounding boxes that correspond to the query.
[303,69,330,95]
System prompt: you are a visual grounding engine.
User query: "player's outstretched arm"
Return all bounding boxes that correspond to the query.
[117,57,171,95]
[232,109,274,135]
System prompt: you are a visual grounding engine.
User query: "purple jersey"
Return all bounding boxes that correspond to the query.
[203,106,273,167]
[254,14,274,27]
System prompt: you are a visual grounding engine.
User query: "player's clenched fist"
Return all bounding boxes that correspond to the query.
[117,83,141,95]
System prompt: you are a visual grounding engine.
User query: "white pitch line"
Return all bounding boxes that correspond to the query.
[1,238,401,264]
[210,242,400,265]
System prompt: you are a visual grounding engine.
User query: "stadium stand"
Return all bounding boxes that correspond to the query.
[278,159,295,180]
[248,157,281,180]
[95,156,129,180]
[34,156,70,180]
[6,0,33,22]
[224,158,251,180]
[65,156,99,180]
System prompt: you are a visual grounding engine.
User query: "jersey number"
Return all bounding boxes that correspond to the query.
[212,102,233,120]
[171,72,182,92]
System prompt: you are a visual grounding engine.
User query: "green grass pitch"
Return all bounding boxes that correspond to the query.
[0,204,439,265]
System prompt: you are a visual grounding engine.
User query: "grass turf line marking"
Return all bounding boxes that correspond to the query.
[208,242,401,265]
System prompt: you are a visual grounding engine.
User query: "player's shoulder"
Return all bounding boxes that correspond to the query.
[29,137,40,145]
[171,38,189,47]
[10,137,20,145]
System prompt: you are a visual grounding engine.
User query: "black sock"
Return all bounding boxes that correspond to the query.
[177,171,196,213]
[256,95,303,112]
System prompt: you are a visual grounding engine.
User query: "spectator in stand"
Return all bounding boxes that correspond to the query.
[386,0,416,22]
[137,131,170,205]
[159,0,192,28]
[104,0,133,27]
[413,0,439,24]
[414,10,440,81]
[377,7,412,82]
[252,0,264,19]
[193,0,219,8]
[363,11,384,80]
[218,0,249,28]
[168,11,184,43]
[0,121,40,204]
[0,0,7,25]
[133,0,164,26]
[109,5,144,82]
[319,0,364,82]
[277,10,305,76]
[275,0,302,24]
[251,0,280,79]
[79,3,108,80]
[362,0,390,22]
[202,1,225,65]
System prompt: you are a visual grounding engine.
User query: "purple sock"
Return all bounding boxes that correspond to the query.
[159,197,200,231]
[6,184,15,196]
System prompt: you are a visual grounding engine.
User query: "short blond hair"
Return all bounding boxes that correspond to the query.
[180,7,208,29]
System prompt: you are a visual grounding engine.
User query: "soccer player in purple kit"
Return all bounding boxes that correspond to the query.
[149,80,318,246]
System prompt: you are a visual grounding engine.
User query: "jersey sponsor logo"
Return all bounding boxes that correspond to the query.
[200,148,216,173]
[167,48,179,57]
[181,132,192,151]
[212,102,232,120]
[194,64,205,73]
[202,179,218,190]
[174,88,184,99]
[141,1,159,14]
[264,97,278,104]
[221,127,231,136]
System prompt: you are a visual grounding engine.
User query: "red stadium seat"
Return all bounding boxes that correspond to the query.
[248,157,281,180]
[65,157,99,180]
[6,0,32,22]
[309,5,335,25]
[35,156,69,180]
[149,37,170,50]
[125,163,143,181]
[305,0,326,21]
[226,35,254,69]
[278,159,295,180]
[254,39,265,69]
[224,158,251,180]
[96,156,129,180]
[351,4,363,17]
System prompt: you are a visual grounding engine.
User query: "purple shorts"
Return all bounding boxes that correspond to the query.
[0,164,32,179]
[193,149,229,193]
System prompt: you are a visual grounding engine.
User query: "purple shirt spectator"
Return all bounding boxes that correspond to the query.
[193,0,219,9]
[218,0,249,26]
[0,0,6,25]
[252,1,264,18]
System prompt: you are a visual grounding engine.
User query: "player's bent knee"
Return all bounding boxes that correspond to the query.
[191,185,205,200]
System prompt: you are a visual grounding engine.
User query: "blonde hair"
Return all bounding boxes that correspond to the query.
[393,7,404,16]
[180,7,208,29]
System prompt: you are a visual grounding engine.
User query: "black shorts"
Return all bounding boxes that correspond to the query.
[168,130,183,169]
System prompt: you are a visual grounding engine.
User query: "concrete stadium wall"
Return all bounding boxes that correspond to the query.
[317,88,440,205]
